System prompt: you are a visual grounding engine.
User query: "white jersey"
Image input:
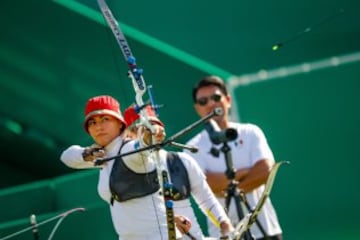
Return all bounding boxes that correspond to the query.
[61,137,178,240]
[61,136,229,239]
[157,150,230,239]
[186,122,282,239]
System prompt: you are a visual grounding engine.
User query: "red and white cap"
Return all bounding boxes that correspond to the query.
[123,105,164,128]
[83,95,127,133]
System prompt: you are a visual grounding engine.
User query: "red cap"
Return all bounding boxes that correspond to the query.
[123,105,164,127]
[83,95,127,133]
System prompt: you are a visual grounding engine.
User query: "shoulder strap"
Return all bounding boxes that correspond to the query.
[117,138,131,154]
[166,152,191,200]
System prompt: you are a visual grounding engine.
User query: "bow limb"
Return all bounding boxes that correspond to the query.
[233,161,290,240]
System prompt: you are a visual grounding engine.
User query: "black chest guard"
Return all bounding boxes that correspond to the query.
[109,141,160,203]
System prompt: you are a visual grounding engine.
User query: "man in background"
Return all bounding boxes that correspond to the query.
[185,76,283,240]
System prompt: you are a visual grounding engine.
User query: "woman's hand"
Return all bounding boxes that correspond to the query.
[82,146,105,162]
[220,220,234,238]
[174,215,192,234]
[141,123,166,145]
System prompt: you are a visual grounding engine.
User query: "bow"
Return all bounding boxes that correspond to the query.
[231,161,290,240]
[96,0,177,238]
[0,208,85,240]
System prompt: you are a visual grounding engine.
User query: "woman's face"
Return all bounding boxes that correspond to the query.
[87,114,123,147]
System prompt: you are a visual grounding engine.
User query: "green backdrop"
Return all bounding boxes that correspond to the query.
[0,0,359,239]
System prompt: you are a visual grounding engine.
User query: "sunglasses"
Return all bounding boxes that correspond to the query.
[196,93,222,106]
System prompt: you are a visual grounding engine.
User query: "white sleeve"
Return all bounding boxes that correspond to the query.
[250,125,275,164]
[121,140,156,173]
[60,145,96,169]
[178,153,229,224]
[185,132,209,172]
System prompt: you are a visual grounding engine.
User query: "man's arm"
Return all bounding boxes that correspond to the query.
[237,159,273,193]
[206,159,272,196]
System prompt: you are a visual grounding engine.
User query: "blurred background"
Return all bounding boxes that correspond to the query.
[0,0,359,239]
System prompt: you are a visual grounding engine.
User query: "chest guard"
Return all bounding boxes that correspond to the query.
[166,152,191,200]
[109,141,160,203]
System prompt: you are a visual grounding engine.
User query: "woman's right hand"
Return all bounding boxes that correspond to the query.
[82,147,105,162]
[174,215,192,234]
